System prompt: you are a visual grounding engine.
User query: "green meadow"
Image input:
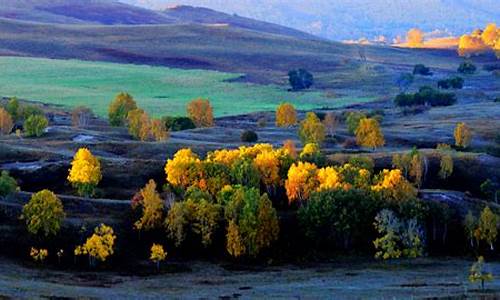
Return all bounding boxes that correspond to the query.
[0,57,373,117]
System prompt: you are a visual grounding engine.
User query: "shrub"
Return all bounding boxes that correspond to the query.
[21,189,65,237]
[438,77,464,89]
[24,114,48,137]
[275,103,297,127]
[71,106,93,127]
[187,98,214,128]
[150,244,167,271]
[19,105,44,121]
[0,171,18,197]
[458,61,477,74]
[0,107,14,135]
[161,116,196,131]
[288,69,314,91]
[30,247,48,263]
[108,92,137,126]
[256,117,267,128]
[67,148,102,197]
[413,64,433,76]
[240,130,258,143]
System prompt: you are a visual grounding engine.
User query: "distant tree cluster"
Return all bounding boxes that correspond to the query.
[395,86,456,107]
[438,77,464,89]
[288,69,314,91]
[0,97,49,137]
[458,23,500,58]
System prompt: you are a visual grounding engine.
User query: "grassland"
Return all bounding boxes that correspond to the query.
[0,56,375,117]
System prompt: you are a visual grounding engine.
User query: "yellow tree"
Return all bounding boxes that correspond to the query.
[477,207,498,250]
[0,107,13,135]
[108,92,137,126]
[355,118,385,150]
[407,28,424,47]
[74,224,116,267]
[127,108,147,139]
[21,189,65,237]
[187,98,214,128]
[165,148,200,189]
[372,169,417,203]
[454,122,472,148]
[67,148,102,197]
[150,119,169,141]
[481,23,498,47]
[285,161,319,203]
[298,112,326,145]
[150,243,167,271]
[253,150,280,193]
[275,103,297,127]
[317,167,342,191]
[134,180,164,231]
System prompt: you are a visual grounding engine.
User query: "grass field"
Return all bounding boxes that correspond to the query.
[0,56,375,117]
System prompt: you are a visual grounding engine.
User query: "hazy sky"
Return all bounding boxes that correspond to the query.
[121,0,499,40]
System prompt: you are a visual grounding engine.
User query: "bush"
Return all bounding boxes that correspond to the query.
[413,64,433,76]
[458,61,477,74]
[395,87,456,107]
[240,130,258,143]
[0,171,18,197]
[19,105,44,121]
[161,116,196,131]
[438,77,464,89]
[5,98,19,122]
[21,189,65,237]
[288,69,314,91]
[24,114,48,137]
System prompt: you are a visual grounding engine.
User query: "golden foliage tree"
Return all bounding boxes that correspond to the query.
[0,107,14,135]
[127,108,147,139]
[150,243,167,271]
[108,92,137,126]
[187,98,214,128]
[134,180,164,231]
[317,166,342,191]
[355,118,385,149]
[165,148,201,189]
[226,220,245,257]
[282,139,298,159]
[150,119,169,141]
[454,122,472,148]
[67,148,102,197]
[275,103,297,127]
[298,112,326,145]
[477,206,498,250]
[481,23,498,47]
[372,169,417,202]
[21,189,65,237]
[253,150,280,192]
[407,28,424,47]
[437,144,453,180]
[75,224,116,267]
[285,161,319,203]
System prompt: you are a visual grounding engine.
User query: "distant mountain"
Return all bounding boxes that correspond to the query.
[0,0,316,40]
[120,0,500,40]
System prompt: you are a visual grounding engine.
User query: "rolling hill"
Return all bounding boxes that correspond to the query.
[0,0,316,40]
[121,0,500,41]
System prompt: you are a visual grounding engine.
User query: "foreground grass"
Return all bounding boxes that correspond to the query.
[0,56,374,117]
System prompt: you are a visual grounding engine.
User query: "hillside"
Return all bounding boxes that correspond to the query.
[121,0,500,40]
[0,17,466,89]
[0,0,315,40]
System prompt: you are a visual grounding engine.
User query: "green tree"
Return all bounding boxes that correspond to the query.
[108,92,137,126]
[5,97,20,122]
[346,111,367,134]
[0,171,18,197]
[24,114,48,137]
[224,186,279,257]
[21,190,65,237]
[230,158,260,189]
[288,69,313,91]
